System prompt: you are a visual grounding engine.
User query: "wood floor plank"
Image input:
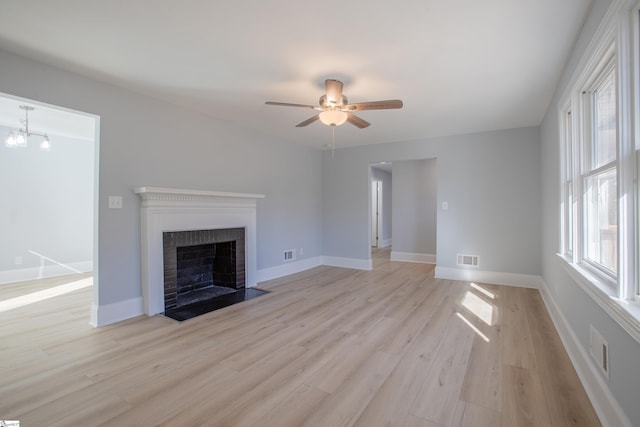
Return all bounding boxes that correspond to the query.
[0,249,601,426]
[355,296,458,426]
[408,305,476,426]
[501,285,537,369]
[252,383,330,427]
[301,350,398,427]
[453,401,501,427]
[501,364,552,427]
[460,283,503,412]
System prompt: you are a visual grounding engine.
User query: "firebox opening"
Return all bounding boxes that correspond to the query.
[163,227,246,312]
[176,241,237,307]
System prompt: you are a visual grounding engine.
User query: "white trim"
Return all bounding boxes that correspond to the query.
[435,266,541,288]
[558,254,640,343]
[134,187,264,316]
[381,239,392,248]
[0,260,93,285]
[559,0,629,103]
[390,251,436,264]
[257,256,324,283]
[90,297,144,327]
[133,186,265,200]
[323,256,373,271]
[539,279,633,427]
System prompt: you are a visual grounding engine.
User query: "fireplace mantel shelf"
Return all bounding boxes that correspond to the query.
[134,187,265,200]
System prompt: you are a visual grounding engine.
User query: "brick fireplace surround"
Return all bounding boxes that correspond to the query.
[134,187,265,316]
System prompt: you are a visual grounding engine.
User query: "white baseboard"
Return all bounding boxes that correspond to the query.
[90,297,144,327]
[539,280,632,427]
[434,266,541,288]
[323,256,372,271]
[257,256,324,283]
[381,239,392,248]
[390,251,436,264]
[0,260,93,285]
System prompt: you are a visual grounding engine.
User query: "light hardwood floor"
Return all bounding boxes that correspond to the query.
[0,248,600,426]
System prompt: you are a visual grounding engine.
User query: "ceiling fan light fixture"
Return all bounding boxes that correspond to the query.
[319,110,348,126]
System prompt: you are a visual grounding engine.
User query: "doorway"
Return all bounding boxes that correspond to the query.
[371,180,383,248]
[370,162,392,252]
[0,93,99,323]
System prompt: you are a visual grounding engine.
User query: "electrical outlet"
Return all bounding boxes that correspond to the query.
[14,256,22,265]
[299,247,304,256]
[108,196,123,209]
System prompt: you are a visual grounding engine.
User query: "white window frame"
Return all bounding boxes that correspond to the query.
[558,0,640,343]
[561,107,575,258]
[580,59,618,284]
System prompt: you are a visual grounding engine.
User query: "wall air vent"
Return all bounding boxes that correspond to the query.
[590,324,609,378]
[283,249,296,262]
[457,254,479,267]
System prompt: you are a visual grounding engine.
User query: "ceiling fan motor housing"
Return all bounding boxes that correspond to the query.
[320,94,348,109]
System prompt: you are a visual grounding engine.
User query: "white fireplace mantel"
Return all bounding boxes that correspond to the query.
[134,187,265,316]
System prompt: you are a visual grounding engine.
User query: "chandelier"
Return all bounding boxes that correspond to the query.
[4,105,51,151]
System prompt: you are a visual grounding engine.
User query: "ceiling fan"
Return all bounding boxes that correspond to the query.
[265,79,403,128]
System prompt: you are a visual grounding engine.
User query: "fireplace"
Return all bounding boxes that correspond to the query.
[163,228,245,310]
[135,187,264,316]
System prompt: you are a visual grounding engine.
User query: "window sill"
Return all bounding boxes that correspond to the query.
[556,253,640,344]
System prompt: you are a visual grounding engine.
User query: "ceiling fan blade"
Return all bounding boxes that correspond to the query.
[296,115,320,127]
[325,79,344,104]
[345,100,403,111]
[346,113,370,129]
[265,101,317,109]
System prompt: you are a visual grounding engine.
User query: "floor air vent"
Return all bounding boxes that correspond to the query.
[283,249,296,262]
[457,254,479,267]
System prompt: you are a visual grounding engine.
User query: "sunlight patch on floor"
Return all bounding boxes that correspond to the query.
[462,290,494,326]
[0,277,92,312]
[470,282,495,299]
[456,312,490,342]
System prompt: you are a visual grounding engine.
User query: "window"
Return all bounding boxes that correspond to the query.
[582,67,617,278]
[558,0,640,340]
[562,110,574,256]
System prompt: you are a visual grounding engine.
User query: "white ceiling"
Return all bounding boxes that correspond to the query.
[0,0,592,149]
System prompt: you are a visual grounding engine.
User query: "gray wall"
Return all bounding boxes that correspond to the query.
[371,166,392,245]
[323,126,541,275]
[540,0,640,424]
[392,158,437,256]
[0,49,323,308]
[0,128,94,278]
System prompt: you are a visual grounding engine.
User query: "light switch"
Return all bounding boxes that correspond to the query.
[442,201,449,210]
[108,196,123,209]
